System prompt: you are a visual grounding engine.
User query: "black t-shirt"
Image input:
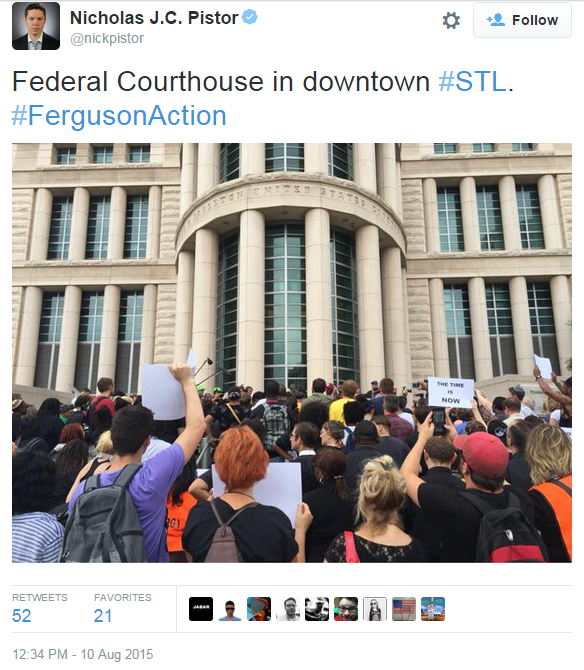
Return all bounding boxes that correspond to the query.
[377,436,410,467]
[345,446,383,493]
[417,483,535,562]
[505,452,532,491]
[294,454,319,494]
[405,467,466,562]
[182,499,298,563]
[303,482,354,562]
[210,403,250,433]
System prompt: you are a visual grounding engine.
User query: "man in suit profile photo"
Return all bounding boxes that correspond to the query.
[13,3,60,50]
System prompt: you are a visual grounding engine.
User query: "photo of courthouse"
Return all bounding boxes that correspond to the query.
[12,143,572,402]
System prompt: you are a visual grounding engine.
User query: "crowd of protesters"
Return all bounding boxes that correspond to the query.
[12,365,572,564]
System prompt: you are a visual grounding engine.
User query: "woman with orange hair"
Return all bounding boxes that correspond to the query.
[182,425,312,562]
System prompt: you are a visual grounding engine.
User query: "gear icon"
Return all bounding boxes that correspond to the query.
[443,12,461,29]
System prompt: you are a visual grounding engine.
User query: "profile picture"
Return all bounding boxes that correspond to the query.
[188,597,213,622]
[12,2,61,50]
[421,597,445,621]
[364,597,387,621]
[334,596,358,621]
[392,597,416,621]
[247,597,271,621]
[219,600,241,621]
[275,596,300,621]
[305,597,329,621]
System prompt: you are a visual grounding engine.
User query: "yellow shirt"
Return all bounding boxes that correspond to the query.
[328,398,351,425]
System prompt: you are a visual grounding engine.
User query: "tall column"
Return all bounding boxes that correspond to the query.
[304,143,328,174]
[468,277,493,381]
[237,210,265,391]
[460,177,481,251]
[377,143,398,212]
[197,143,220,197]
[381,247,407,388]
[180,143,196,215]
[108,186,126,259]
[14,286,43,386]
[69,187,90,260]
[499,175,522,250]
[354,143,377,191]
[55,285,82,392]
[423,178,440,253]
[402,269,412,385]
[356,224,385,386]
[538,175,563,249]
[305,209,334,384]
[550,275,572,376]
[146,185,162,259]
[396,160,403,220]
[192,229,219,389]
[174,250,195,363]
[98,285,121,382]
[138,284,158,392]
[429,278,450,377]
[509,276,535,376]
[29,188,53,261]
[241,143,265,176]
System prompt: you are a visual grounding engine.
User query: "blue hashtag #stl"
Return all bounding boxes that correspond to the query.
[12,105,28,125]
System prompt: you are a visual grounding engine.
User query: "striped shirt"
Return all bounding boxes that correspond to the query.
[12,512,63,563]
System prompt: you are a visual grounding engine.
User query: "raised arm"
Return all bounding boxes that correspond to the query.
[400,412,434,507]
[169,364,207,463]
[533,367,572,413]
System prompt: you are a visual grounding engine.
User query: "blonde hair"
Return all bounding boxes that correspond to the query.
[357,455,406,533]
[95,430,114,455]
[525,424,571,485]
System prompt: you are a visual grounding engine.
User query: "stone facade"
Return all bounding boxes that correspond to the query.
[12,143,572,395]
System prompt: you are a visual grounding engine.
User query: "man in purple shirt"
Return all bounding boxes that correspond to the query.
[68,364,206,563]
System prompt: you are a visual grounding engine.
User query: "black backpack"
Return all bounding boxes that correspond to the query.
[462,490,548,563]
[60,464,147,563]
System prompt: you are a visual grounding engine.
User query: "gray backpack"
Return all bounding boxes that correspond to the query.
[60,464,147,563]
[204,500,258,563]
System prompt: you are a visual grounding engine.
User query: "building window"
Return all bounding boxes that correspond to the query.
[56,146,76,164]
[265,224,307,391]
[92,145,114,164]
[477,185,504,250]
[527,282,560,373]
[34,292,64,389]
[86,196,110,259]
[473,143,495,153]
[516,185,545,249]
[330,228,360,386]
[115,290,143,394]
[47,196,72,260]
[444,284,475,379]
[486,283,517,376]
[216,234,239,390]
[75,291,103,391]
[434,143,457,154]
[328,143,354,180]
[220,143,240,182]
[265,143,305,172]
[128,144,150,163]
[512,143,534,151]
[124,195,148,258]
[437,187,464,251]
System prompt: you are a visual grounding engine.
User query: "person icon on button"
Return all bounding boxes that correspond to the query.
[490,13,505,27]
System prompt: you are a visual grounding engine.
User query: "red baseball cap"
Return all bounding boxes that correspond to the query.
[460,432,509,478]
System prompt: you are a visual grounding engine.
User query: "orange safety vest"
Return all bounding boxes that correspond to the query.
[166,492,197,553]
[531,475,572,561]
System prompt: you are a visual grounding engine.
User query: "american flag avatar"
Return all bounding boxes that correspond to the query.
[392,597,416,621]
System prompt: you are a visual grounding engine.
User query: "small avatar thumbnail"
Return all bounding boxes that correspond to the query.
[392,597,416,621]
[247,597,271,621]
[421,597,445,621]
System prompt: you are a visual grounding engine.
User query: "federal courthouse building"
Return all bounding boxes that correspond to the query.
[12,143,572,398]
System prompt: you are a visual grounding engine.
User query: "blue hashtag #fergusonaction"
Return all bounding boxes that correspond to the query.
[12,105,28,125]
[439,71,455,91]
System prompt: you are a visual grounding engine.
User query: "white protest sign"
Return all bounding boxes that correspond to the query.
[140,364,186,421]
[212,462,302,527]
[427,377,474,408]
[186,349,197,371]
[534,354,553,380]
